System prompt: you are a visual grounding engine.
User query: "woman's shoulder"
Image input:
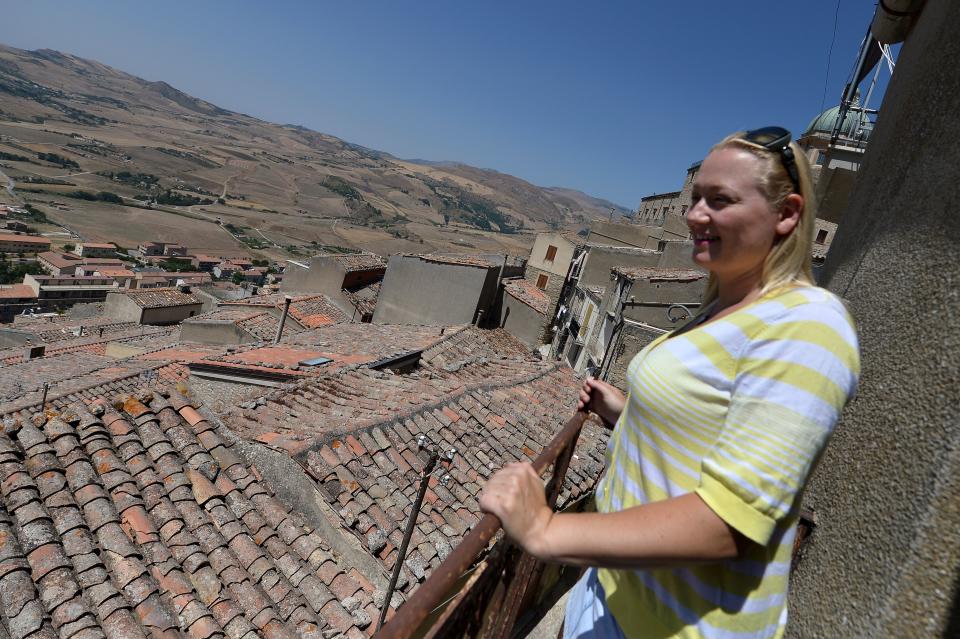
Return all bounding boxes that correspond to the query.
[737,285,861,398]
[751,285,852,321]
[739,285,858,344]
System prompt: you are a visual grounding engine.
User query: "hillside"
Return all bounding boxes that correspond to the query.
[0,44,632,259]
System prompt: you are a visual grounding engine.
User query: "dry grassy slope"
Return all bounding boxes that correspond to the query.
[0,44,630,257]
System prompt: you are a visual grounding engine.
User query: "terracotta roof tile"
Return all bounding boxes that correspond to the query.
[37,251,82,269]
[313,251,386,273]
[220,293,350,329]
[0,325,179,366]
[502,278,550,315]
[411,253,498,268]
[0,388,376,638]
[121,288,203,309]
[611,266,706,282]
[294,372,607,594]
[0,284,36,299]
[343,281,380,318]
[215,325,607,597]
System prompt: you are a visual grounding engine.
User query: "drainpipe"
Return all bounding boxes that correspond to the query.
[484,253,509,329]
[273,295,292,344]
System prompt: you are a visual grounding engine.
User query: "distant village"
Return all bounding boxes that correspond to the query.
[0,107,855,387]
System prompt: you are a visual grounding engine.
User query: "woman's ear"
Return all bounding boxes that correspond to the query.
[776,193,803,236]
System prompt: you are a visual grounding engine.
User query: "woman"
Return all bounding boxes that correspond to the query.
[479,127,860,638]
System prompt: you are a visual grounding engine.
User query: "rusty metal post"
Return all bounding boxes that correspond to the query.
[377,448,440,632]
[40,382,49,410]
[273,295,292,344]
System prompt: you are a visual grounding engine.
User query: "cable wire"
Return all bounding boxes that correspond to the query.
[819,0,843,114]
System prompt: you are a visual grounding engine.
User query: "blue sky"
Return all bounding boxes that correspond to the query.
[2,1,890,208]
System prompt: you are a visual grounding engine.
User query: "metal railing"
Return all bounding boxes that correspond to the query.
[375,411,587,639]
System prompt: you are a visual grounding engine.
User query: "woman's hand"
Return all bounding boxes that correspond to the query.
[478,462,554,558]
[577,377,625,428]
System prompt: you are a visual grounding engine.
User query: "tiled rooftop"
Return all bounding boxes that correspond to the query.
[411,254,498,268]
[585,243,661,255]
[123,288,203,309]
[37,251,82,269]
[80,258,125,267]
[0,388,378,638]
[8,318,140,343]
[0,326,178,366]
[343,282,380,318]
[0,351,186,421]
[279,323,449,357]
[221,293,351,329]
[291,366,606,596]
[184,307,304,342]
[197,344,379,380]
[0,359,188,420]
[315,251,386,273]
[0,233,49,242]
[502,278,550,315]
[225,327,568,456]
[287,297,351,328]
[94,268,136,278]
[611,266,706,282]
[211,320,608,599]
[0,284,36,299]
[0,310,606,621]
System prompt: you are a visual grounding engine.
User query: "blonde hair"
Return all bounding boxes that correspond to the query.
[700,133,817,306]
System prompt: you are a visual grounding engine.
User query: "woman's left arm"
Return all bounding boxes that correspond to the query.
[479,462,745,569]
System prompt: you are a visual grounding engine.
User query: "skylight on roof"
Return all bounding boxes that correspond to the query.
[299,356,333,367]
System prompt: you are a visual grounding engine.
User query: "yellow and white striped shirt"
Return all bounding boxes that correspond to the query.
[595,285,860,638]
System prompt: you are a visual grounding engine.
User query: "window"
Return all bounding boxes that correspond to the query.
[816,151,826,165]
[681,205,688,215]
[536,274,549,290]
[816,229,828,243]
[544,245,558,262]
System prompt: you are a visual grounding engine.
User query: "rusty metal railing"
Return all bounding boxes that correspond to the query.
[375,411,588,639]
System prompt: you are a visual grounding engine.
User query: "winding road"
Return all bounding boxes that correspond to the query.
[0,168,18,202]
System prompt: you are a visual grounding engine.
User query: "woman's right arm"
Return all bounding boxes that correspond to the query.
[577,377,625,428]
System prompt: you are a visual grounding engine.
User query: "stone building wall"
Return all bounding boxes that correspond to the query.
[523,264,566,344]
[605,322,666,390]
[637,191,681,225]
[787,1,960,635]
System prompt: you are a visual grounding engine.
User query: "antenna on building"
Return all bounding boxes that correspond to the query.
[377,436,457,631]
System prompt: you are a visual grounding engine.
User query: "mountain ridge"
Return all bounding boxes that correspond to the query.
[0,43,633,257]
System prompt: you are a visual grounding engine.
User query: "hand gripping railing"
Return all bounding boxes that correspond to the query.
[375,411,588,639]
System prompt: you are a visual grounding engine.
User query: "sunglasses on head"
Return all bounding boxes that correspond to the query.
[740,126,801,194]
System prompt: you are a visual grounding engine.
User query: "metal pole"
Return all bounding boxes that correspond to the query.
[40,382,49,410]
[377,449,440,632]
[375,412,587,639]
[273,295,292,344]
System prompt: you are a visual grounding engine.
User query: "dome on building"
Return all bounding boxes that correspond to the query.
[803,104,873,141]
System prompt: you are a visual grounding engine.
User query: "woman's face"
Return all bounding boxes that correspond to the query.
[687,147,790,287]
